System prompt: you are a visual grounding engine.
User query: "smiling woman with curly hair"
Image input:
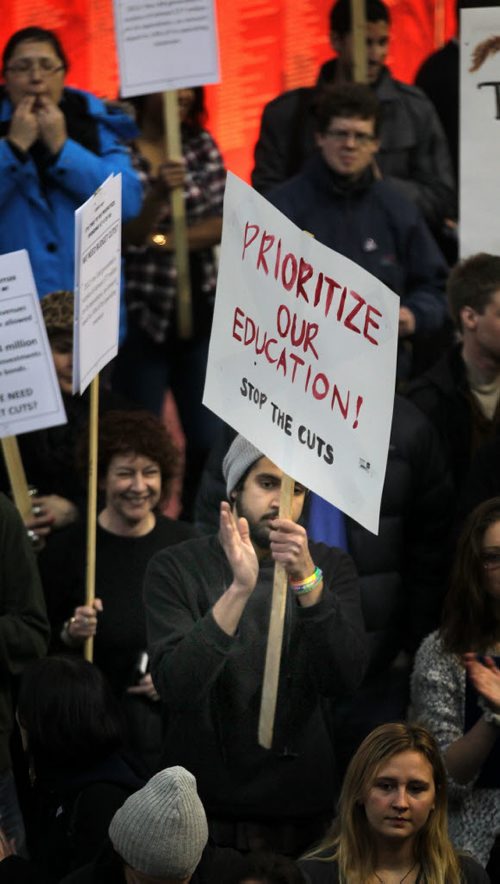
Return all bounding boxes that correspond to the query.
[37,410,196,774]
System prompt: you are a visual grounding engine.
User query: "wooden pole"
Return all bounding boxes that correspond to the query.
[163,90,193,340]
[84,376,99,662]
[1,436,32,522]
[258,473,295,749]
[351,0,368,83]
[434,0,446,49]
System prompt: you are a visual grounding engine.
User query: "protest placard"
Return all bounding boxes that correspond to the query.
[113,0,220,97]
[73,174,122,394]
[461,7,500,257]
[203,173,399,535]
[0,250,66,439]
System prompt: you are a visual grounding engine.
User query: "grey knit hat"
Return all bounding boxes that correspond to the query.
[222,434,263,498]
[108,766,208,878]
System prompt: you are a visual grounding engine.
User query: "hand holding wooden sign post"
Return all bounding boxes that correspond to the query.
[204,174,400,746]
[74,174,122,661]
[258,473,294,748]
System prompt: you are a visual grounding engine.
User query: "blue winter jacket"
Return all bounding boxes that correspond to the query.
[267,153,449,334]
[0,87,142,334]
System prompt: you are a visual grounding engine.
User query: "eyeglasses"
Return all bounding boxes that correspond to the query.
[324,129,376,145]
[481,552,500,571]
[5,58,65,77]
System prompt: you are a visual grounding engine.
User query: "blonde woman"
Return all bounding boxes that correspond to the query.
[299,723,487,884]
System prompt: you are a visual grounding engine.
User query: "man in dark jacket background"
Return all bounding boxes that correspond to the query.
[407,252,500,501]
[252,0,456,235]
[266,83,449,378]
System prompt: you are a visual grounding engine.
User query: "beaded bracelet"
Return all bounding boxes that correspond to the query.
[289,566,323,595]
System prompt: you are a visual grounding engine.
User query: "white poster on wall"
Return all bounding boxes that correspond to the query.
[461,7,500,257]
[113,0,220,97]
[203,173,400,535]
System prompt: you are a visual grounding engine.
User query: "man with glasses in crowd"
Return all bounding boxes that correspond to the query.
[267,83,448,373]
[253,0,455,240]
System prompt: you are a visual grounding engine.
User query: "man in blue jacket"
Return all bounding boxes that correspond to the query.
[267,83,449,378]
[0,26,142,329]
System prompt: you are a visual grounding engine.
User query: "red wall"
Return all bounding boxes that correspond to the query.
[1,0,456,181]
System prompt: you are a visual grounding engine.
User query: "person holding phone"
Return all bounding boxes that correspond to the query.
[37,411,195,774]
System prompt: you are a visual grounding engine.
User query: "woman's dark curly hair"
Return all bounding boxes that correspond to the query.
[77,410,179,503]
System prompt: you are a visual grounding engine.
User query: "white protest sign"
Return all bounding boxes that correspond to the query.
[461,7,500,257]
[0,250,66,438]
[203,173,399,534]
[113,0,220,97]
[73,174,122,394]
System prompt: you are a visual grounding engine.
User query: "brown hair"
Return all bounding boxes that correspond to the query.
[304,722,461,884]
[441,497,500,654]
[314,83,381,136]
[447,252,500,331]
[78,410,179,503]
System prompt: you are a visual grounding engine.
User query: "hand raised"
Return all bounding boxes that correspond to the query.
[219,501,258,596]
[8,96,39,152]
[36,96,66,154]
[464,653,500,713]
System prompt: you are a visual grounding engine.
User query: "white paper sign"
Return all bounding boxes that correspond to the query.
[0,250,66,438]
[203,174,399,534]
[73,174,122,395]
[461,7,500,257]
[113,0,220,97]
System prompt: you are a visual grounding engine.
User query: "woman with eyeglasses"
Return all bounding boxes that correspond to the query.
[0,26,141,309]
[412,497,500,876]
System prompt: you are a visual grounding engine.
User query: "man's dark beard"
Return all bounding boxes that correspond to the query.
[234,495,278,551]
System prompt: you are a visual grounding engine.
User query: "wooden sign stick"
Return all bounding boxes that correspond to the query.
[162,90,193,340]
[84,376,99,663]
[258,473,295,749]
[1,436,32,522]
[351,0,368,84]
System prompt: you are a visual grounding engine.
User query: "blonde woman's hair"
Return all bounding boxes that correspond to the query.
[304,722,462,884]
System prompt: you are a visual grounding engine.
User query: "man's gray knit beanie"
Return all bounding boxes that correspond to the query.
[222,434,263,497]
[108,766,208,878]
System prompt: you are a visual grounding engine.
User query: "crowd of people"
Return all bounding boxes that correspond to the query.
[1,2,500,882]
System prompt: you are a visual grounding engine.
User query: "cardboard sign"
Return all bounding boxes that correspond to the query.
[203,173,399,534]
[73,174,122,394]
[0,250,66,438]
[461,7,500,257]
[113,0,220,97]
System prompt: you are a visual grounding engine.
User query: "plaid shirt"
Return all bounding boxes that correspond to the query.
[125,128,226,343]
